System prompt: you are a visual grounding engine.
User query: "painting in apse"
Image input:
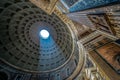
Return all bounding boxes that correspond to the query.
[96,42,120,74]
[88,14,115,34]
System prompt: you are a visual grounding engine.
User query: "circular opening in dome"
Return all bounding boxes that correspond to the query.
[40,29,49,39]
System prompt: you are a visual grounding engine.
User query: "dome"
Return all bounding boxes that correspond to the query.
[0,0,85,79]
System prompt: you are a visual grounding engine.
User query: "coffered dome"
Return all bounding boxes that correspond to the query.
[0,0,77,72]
